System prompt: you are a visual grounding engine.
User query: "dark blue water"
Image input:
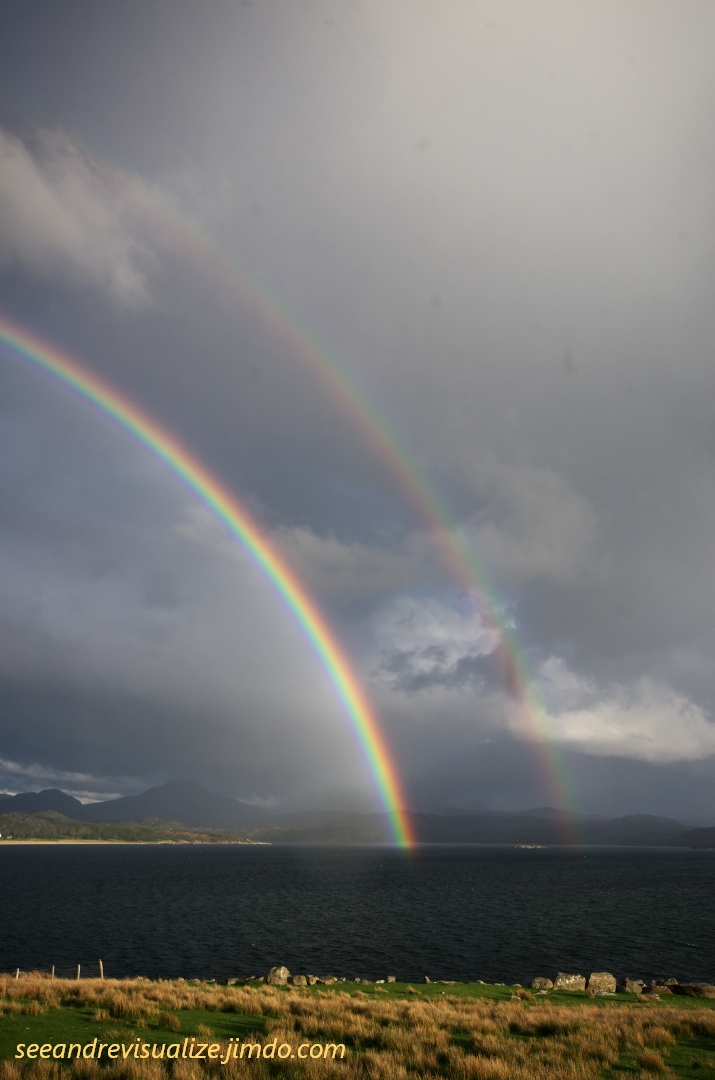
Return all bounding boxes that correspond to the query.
[1,844,713,985]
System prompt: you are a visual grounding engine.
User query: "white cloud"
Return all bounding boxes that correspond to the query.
[0,127,150,304]
[531,659,715,763]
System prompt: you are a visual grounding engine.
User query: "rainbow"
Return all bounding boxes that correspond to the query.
[126,179,581,831]
[0,312,415,848]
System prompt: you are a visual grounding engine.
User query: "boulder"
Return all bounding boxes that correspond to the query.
[266,966,290,985]
[651,985,672,994]
[290,975,307,986]
[553,972,586,991]
[531,978,553,990]
[424,976,431,983]
[387,976,396,983]
[306,975,318,986]
[672,984,715,998]
[619,978,645,994]
[587,972,616,994]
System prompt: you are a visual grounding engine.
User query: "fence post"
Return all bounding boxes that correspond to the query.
[51,966,55,980]
[76,964,81,981]
[99,959,104,980]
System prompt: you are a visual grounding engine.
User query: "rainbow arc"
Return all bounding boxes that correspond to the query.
[0,313,415,848]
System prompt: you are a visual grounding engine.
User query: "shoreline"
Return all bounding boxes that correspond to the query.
[0,839,269,846]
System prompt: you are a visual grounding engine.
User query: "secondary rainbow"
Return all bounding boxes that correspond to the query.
[127,178,581,829]
[0,312,415,848]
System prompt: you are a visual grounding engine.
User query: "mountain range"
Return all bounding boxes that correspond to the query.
[1,781,714,847]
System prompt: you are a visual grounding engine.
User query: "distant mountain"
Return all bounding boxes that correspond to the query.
[0,782,709,846]
[0,788,86,818]
[0,781,272,830]
[584,814,688,846]
[80,780,273,829]
[675,827,715,848]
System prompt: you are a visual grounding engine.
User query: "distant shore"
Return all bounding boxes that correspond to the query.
[0,839,269,846]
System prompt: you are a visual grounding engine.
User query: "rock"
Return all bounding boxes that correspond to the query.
[672,983,715,998]
[651,985,672,994]
[321,978,336,984]
[535,990,549,995]
[387,976,396,983]
[531,978,554,990]
[376,979,385,984]
[424,976,431,983]
[353,977,361,983]
[266,966,290,985]
[306,975,318,985]
[619,978,645,994]
[439,980,457,985]
[553,972,586,991]
[290,975,307,986]
[663,978,678,986]
[587,972,616,994]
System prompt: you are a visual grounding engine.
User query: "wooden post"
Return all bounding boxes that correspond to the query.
[99,959,104,980]
[51,966,55,980]
[76,964,81,981]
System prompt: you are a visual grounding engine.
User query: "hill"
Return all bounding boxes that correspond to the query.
[1,782,712,846]
[0,810,261,844]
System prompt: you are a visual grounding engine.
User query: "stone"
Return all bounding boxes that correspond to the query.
[587,972,617,994]
[376,979,385,984]
[531,978,554,990]
[266,966,290,986]
[290,975,307,986]
[553,972,586,991]
[673,984,715,998]
[306,975,318,985]
[321,978,336,985]
[387,976,396,983]
[651,985,672,994]
[354,977,361,983]
[424,976,431,983]
[619,978,645,994]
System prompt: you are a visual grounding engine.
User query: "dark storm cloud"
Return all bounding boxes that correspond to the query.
[0,1,714,816]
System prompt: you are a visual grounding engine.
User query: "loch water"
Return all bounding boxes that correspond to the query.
[2,844,713,985]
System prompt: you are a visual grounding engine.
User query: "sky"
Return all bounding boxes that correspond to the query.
[1,0,715,818]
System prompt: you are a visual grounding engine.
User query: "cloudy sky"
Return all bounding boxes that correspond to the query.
[1,0,715,818]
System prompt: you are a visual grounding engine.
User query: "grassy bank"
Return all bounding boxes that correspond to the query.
[1,975,714,1077]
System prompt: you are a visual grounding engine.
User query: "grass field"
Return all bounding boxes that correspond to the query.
[1,974,714,1078]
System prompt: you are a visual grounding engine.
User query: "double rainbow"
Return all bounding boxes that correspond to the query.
[127,178,580,827]
[0,312,415,848]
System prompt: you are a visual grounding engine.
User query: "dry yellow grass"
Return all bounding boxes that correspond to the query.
[1,975,714,1078]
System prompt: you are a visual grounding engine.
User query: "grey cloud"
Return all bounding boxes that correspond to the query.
[1,1,715,817]
[0,128,151,304]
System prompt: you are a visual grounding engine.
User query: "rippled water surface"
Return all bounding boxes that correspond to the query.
[1,844,713,984]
